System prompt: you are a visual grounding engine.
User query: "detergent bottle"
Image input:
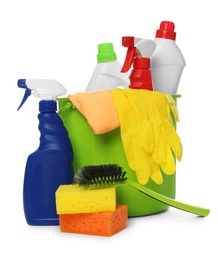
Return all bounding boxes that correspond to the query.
[17,79,74,226]
[150,21,186,94]
[85,42,129,91]
[121,36,156,90]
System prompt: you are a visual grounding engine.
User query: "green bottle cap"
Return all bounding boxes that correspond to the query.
[97,43,117,63]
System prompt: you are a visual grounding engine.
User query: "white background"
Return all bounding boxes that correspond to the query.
[1,0,217,259]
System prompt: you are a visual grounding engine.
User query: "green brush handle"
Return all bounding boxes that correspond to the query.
[127,179,210,217]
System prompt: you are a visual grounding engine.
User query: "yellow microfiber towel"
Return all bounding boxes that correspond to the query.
[110,88,182,185]
[68,90,120,134]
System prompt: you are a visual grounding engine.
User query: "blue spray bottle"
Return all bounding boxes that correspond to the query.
[17,79,74,226]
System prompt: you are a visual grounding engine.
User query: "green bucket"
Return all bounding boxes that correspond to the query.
[58,96,180,217]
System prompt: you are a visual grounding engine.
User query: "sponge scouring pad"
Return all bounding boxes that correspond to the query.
[59,204,128,236]
[55,184,116,214]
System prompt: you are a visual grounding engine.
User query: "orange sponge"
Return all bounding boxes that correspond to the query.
[59,204,128,236]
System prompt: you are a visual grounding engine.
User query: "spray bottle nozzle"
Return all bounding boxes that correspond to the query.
[121,36,137,73]
[17,79,32,110]
[17,79,67,111]
[120,36,156,91]
[122,36,135,48]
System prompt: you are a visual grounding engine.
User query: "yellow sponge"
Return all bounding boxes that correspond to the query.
[55,184,116,214]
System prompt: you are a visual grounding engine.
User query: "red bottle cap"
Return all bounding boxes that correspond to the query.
[155,21,176,40]
[133,57,150,69]
[129,57,153,91]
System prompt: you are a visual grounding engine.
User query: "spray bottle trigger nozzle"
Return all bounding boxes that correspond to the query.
[17,79,31,110]
[121,36,137,73]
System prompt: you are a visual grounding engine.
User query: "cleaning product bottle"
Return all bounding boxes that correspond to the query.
[85,42,129,91]
[17,79,74,226]
[121,36,156,90]
[150,21,186,94]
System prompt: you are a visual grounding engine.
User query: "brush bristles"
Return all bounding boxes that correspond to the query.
[74,164,127,189]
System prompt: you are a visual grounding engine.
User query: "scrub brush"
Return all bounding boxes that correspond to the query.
[74,164,210,217]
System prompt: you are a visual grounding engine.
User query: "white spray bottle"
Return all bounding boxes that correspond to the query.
[150,21,186,94]
[85,43,130,91]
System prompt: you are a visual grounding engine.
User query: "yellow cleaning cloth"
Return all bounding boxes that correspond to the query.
[110,88,182,185]
[68,90,119,134]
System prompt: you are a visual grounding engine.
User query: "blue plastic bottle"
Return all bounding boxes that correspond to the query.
[17,79,74,225]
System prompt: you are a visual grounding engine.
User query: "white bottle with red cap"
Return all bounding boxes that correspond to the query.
[150,21,186,94]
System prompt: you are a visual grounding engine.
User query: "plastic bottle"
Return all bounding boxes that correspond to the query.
[150,21,186,94]
[121,36,156,91]
[17,79,74,226]
[85,43,129,91]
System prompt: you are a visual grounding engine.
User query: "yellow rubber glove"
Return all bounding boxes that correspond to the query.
[141,92,179,176]
[122,89,179,174]
[110,88,182,185]
[110,89,158,184]
[148,92,182,162]
[164,94,180,123]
